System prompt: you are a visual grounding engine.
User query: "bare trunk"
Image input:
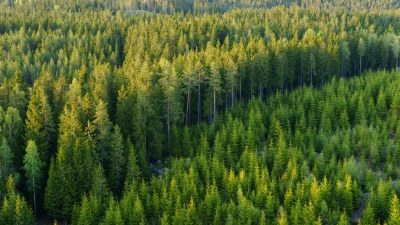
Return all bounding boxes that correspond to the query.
[300,56,303,87]
[250,75,253,99]
[197,74,201,124]
[231,83,234,108]
[32,169,37,216]
[310,60,313,85]
[185,81,191,126]
[167,101,170,155]
[33,187,36,215]
[100,144,104,168]
[341,57,344,77]
[213,86,216,122]
[360,56,362,74]
[239,74,242,101]
[209,101,212,123]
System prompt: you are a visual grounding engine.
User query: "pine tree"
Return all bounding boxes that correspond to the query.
[101,198,124,225]
[159,58,182,154]
[185,196,197,224]
[209,60,221,122]
[0,176,35,225]
[358,38,366,73]
[377,88,387,119]
[338,212,350,225]
[362,202,375,225]
[277,207,288,225]
[90,63,111,107]
[371,180,393,222]
[181,126,193,157]
[387,194,400,225]
[125,140,141,185]
[343,175,354,216]
[93,100,112,167]
[170,126,182,157]
[91,163,110,205]
[109,125,125,194]
[14,194,35,225]
[4,107,22,162]
[72,138,96,198]
[25,70,56,165]
[8,80,27,119]
[43,157,63,219]
[237,186,257,224]
[0,196,13,225]
[0,137,14,190]
[160,212,170,225]
[75,195,94,225]
[22,140,44,216]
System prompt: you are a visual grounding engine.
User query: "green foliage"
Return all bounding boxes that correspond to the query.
[93,100,112,167]
[125,141,142,185]
[22,140,44,215]
[108,125,125,193]
[1,2,400,224]
[0,137,14,195]
[25,70,56,165]
[0,176,35,225]
[388,194,400,225]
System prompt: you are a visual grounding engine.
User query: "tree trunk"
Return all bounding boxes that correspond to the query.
[231,83,234,108]
[259,77,262,99]
[250,74,253,99]
[185,81,191,126]
[310,60,313,86]
[167,101,170,155]
[32,169,37,216]
[300,56,303,87]
[239,74,242,102]
[197,77,201,124]
[213,86,216,122]
[341,56,344,77]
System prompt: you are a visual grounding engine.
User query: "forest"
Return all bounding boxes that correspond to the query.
[1,0,400,224]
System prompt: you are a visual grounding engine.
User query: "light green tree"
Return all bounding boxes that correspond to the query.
[361,202,375,225]
[22,140,44,216]
[388,194,400,225]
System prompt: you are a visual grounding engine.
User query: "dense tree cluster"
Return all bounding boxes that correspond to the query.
[1,0,399,14]
[72,70,400,224]
[0,0,400,224]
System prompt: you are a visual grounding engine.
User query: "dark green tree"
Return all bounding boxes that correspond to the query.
[109,125,125,194]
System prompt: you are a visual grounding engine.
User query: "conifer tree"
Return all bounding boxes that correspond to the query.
[5,107,22,161]
[25,69,56,165]
[22,140,44,216]
[93,100,112,167]
[101,198,124,225]
[43,157,62,219]
[0,137,13,191]
[361,202,375,225]
[125,140,141,185]
[338,212,350,225]
[388,194,400,225]
[0,176,34,225]
[109,125,125,193]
